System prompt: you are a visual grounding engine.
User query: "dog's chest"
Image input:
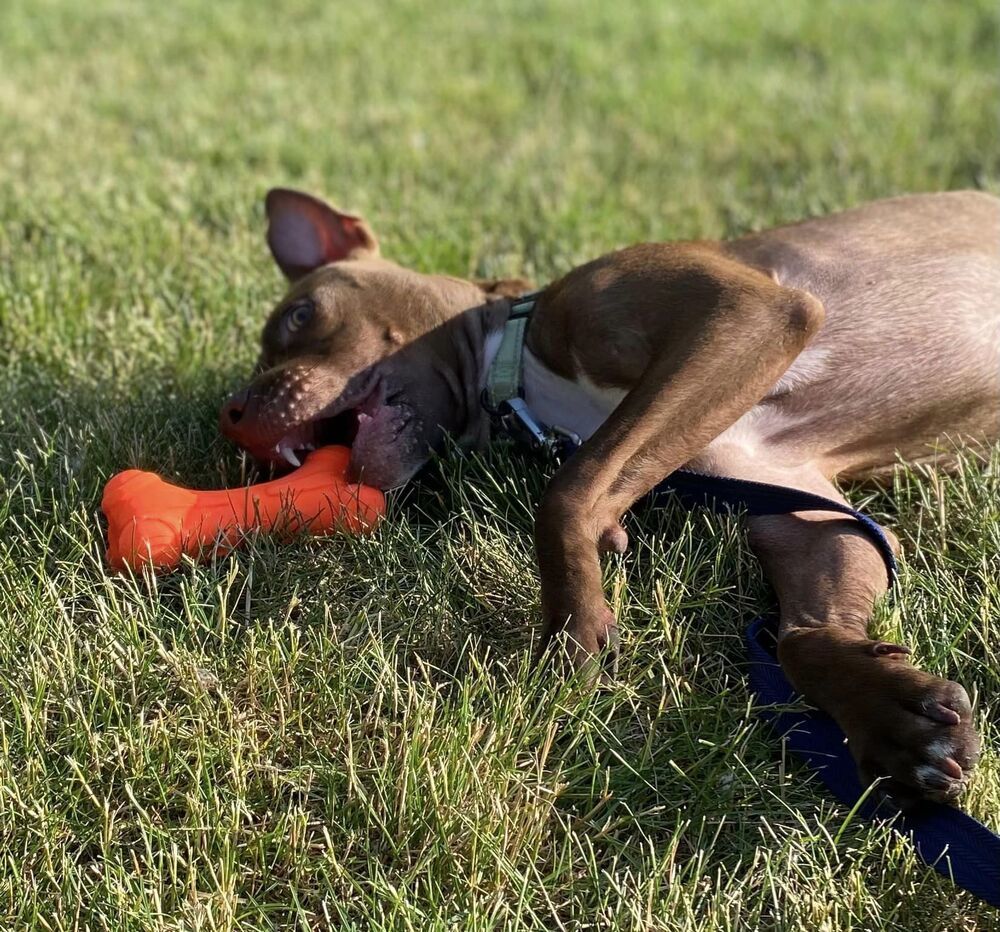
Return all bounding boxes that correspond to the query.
[522,348,626,440]
[521,346,816,451]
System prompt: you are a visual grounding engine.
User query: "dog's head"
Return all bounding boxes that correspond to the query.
[221,189,528,489]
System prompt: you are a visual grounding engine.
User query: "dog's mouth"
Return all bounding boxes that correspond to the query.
[270,408,361,468]
[260,375,422,490]
[268,376,386,469]
[223,364,426,489]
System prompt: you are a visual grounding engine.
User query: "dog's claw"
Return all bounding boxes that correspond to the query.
[870,641,911,658]
[940,756,964,780]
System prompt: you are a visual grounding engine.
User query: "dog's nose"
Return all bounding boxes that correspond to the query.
[220,388,250,435]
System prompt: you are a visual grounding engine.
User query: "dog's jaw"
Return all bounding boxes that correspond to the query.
[348,399,423,488]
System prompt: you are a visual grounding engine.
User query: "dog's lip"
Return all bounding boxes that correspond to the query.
[312,370,384,423]
[269,373,384,467]
[347,395,421,489]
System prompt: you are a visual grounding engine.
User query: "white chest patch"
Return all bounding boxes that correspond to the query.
[518,340,825,461]
[522,348,626,440]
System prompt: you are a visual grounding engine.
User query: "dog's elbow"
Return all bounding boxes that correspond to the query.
[779,288,826,347]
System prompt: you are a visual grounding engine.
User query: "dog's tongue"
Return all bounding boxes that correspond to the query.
[347,405,416,489]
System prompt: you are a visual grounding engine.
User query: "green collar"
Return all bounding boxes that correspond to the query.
[483,292,540,410]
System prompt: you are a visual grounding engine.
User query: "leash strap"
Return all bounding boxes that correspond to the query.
[747,615,1000,907]
[646,468,898,587]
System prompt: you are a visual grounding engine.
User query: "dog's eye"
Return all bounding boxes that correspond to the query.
[284,300,314,333]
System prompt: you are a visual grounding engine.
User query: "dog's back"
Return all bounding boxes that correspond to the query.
[722,192,1000,477]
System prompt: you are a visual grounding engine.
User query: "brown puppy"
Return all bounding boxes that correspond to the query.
[222,188,1000,806]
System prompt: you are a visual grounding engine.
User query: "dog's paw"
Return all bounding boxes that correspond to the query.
[844,663,980,808]
[539,602,620,683]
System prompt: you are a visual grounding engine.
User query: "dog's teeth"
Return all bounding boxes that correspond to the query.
[280,446,301,468]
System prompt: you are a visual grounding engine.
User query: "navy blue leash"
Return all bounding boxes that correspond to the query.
[747,614,1000,907]
[645,468,1000,907]
[647,468,898,586]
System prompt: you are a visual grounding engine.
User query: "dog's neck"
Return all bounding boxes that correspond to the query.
[478,299,623,445]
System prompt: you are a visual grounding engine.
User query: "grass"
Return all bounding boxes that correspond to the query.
[1,0,999,928]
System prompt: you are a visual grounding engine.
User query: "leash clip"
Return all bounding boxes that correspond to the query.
[484,394,581,463]
[496,397,550,450]
[503,398,582,462]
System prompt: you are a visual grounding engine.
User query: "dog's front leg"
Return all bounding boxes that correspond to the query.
[680,444,981,805]
[746,494,980,805]
[532,258,824,674]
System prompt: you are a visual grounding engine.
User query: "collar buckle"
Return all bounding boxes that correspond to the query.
[486,396,580,462]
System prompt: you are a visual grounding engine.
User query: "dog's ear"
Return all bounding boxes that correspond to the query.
[265,188,380,280]
[474,277,535,299]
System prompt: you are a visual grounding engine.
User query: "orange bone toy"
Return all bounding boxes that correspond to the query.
[102,446,385,573]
